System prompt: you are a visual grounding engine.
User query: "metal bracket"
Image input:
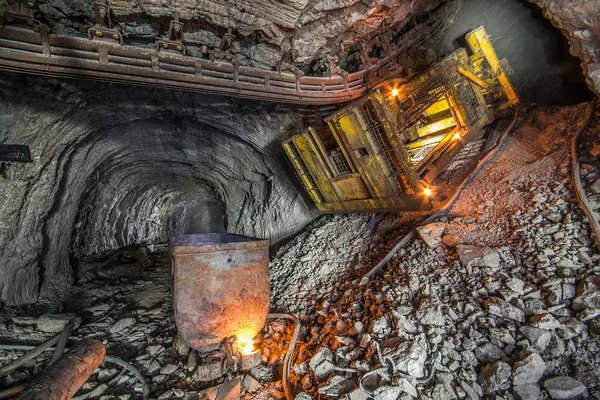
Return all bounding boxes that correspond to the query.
[324,55,346,78]
[2,0,41,32]
[358,41,378,70]
[277,48,299,74]
[211,27,235,62]
[87,1,122,44]
[156,14,185,55]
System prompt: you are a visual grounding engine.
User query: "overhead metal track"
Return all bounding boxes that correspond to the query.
[0,0,460,105]
[0,25,367,105]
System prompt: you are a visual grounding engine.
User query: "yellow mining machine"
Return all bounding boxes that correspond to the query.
[283,27,519,213]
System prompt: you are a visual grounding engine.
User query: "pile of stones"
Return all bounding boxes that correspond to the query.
[1,106,599,400]
[275,107,600,400]
[285,194,599,399]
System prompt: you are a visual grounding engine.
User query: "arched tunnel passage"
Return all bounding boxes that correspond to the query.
[61,116,239,259]
[0,77,319,305]
[70,172,226,258]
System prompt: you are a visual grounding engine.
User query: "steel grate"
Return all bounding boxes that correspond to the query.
[361,101,414,195]
[408,142,438,163]
[330,151,352,176]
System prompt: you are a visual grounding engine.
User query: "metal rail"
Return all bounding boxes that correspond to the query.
[359,109,520,285]
[0,25,366,105]
[0,0,460,105]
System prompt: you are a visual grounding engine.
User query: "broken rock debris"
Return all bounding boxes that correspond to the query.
[267,105,600,400]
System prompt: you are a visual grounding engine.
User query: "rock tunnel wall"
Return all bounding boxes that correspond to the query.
[0,73,318,305]
[529,0,600,98]
[0,0,598,308]
[0,0,433,70]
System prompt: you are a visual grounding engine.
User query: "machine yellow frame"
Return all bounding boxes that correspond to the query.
[284,27,518,214]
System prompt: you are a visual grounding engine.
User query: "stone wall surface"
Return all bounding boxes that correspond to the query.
[0,72,318,305]
[529,0,600,97]
[0,0,436,68]
[0,0,598,309]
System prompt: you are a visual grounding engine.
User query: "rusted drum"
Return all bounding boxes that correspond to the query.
[169,233,270,351]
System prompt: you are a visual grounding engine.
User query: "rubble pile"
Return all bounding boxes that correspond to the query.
[270,214,373,313]
[0,252,299,399]
[287,230,599,399]
[0,251,179,399]
[271,104,600,399]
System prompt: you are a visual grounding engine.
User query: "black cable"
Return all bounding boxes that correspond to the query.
[570,101,598,250]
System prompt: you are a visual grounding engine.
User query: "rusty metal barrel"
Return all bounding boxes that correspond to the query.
[169,233,270,351]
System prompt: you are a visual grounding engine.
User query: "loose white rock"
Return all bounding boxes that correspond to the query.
[513,384,542,400]
[479,361,512,394]
[36,314,78,333]
[512,353,546,385]
[457,245,501,269]
[417,223,447,248]
[520,326,552,351]
[542,376,587,399]
[374,386,404,400]
[318,375,355,397]
[573,276,600,310]
[484,297,525,322]
[109,317,135,334]
[415,296,445,326]
[529,313,561,330]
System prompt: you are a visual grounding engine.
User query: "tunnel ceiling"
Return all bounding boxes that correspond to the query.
[25,0,440,70]
[1,0,597,96]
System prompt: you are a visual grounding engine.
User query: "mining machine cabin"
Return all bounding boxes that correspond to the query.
[283,26,520,214]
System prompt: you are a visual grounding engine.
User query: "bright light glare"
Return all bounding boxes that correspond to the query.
[237,336,255,355]
[424,187,432,197]
[391,88,399,97]
[453,132,461,141]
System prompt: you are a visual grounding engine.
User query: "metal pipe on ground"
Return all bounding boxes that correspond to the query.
[0,385,26,399]
[0,335,61,378]
[48,319,77,366]
[16,339,105,400]
[570,101,598,251]
[0,345,150,399]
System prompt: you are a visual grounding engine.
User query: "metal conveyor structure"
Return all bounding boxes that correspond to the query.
[0,0,460,105]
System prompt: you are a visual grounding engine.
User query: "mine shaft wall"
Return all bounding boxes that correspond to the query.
[0,0,598,306]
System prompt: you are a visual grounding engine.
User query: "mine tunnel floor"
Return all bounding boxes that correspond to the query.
[0,103,600,399]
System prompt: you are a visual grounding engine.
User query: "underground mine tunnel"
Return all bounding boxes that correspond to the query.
[0,0,599,398]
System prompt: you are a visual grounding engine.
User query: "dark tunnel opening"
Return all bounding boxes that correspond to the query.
[437,0,594,105]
